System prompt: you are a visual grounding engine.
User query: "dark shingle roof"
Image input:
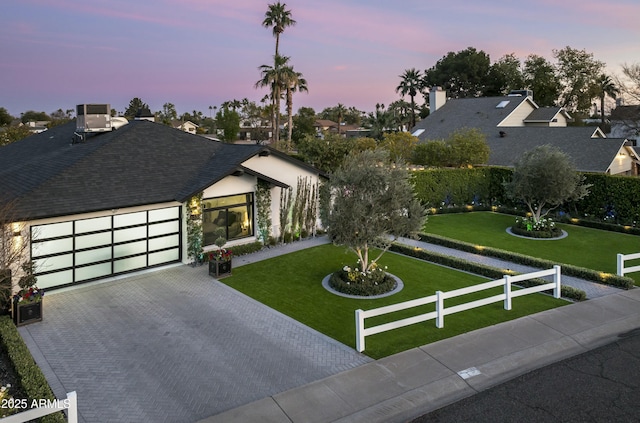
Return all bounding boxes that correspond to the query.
[411,96,623,172]
[610,105,640,121]
[523,107,565,122]
[486,127,625,172]
[0,120,271,220]
[411,95,531,140]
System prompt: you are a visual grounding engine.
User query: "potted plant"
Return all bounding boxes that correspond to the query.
[208,228,232,278]
[12,261,44,326]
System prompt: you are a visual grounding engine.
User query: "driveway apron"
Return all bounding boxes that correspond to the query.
[19,264,371,423]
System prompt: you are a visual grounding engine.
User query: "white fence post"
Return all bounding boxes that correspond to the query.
[67,391,78,423]
[617,253,624,276]
[355,309,365,353]
[435,291,444,328]
[504,275,512,310]
[353,266,562,353]
[553,265,562,298]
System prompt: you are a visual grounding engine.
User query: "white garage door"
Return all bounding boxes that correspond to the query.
[31,206,181,289]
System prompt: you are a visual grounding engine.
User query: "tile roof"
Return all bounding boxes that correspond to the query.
[0,120,272,220]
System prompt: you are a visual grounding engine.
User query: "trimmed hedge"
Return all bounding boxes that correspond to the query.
[417,233,635,290]
[557,215,640,236]
[0,316,66,423]
[576,173,640,225]
[411,167,640,229]
[390,243,586,301]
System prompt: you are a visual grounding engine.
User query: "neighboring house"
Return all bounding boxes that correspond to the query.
[610,105,640,142]
[238,126,272,144]
[0,119,323,290]
[24,121,50,134]
[314,119,338,136]
[171,120,198,134]
[412,88,638,175]
[313,120,359,138]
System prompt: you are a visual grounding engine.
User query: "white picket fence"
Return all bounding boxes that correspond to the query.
[0,391,77,423]
[616,253,640,276]
[355,266,561,352]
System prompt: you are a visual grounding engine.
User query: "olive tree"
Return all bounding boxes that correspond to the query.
[325,149,426,273]
[504,145,590,223]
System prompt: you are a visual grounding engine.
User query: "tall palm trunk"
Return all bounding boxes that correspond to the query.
[286,87,293,151]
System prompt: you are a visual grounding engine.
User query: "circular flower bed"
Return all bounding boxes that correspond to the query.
[512,216,563,239]
[329,263,397,296]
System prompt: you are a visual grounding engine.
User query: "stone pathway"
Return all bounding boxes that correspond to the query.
[397,237,623,299]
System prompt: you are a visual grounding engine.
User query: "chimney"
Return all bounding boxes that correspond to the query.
[429,86,446,113]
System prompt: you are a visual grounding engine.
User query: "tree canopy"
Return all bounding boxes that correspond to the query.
[0,107,13,126]
[423,47,491,98]
[412,128,489,167]
[553,46,605,114]
[215,107,241,142]
[522,55,561,107]
[295,132,376,173]
[124,97,149,120]
[20,110,50,124]
[325,149,426,273]
[380,132,418,163]
[503,145,590,222]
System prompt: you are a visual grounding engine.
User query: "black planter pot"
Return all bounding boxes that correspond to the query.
[209,259,232,279]
[12,300,43,326]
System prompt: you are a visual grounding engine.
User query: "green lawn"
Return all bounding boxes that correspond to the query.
[424,212,640,284]
[221,244,567,359]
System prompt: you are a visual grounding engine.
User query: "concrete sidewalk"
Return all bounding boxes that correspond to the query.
[201,288,640,423]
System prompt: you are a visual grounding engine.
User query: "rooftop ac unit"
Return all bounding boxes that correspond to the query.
[76,104,112,133]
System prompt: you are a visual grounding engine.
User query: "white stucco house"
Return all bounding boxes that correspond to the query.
[171,119,199,134]
[0,119,324,291]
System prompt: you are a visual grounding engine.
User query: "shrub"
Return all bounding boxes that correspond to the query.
[329,264,396,296]
[228,242,263,257]
[0,316,66,423]
[512,216,563,238]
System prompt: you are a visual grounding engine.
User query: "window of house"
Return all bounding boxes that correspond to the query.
[202,193,254,245]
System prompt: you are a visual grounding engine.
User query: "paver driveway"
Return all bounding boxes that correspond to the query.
[19,264,371,423]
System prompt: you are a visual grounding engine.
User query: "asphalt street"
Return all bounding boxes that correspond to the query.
[411,327,640,423]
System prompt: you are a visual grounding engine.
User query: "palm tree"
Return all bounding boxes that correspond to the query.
[280,65,308,151]
[262,2,296,58]
[388,99,411,131]
[365,103,392,141]
[595,74,620,128]
[335,103,346,134]
[262,2,296,144]
[395,68,424,129]
[255,55,290,147]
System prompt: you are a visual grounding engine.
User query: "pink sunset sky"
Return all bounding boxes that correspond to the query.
[1,0,639,117]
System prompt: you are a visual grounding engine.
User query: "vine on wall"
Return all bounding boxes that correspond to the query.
[186,192,203,264]
[255,180,272,244]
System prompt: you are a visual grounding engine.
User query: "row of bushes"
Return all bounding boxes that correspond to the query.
[411,167,640,226]
[389,243,587,301]
[0,316,66,422]
[417,233,635,290]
